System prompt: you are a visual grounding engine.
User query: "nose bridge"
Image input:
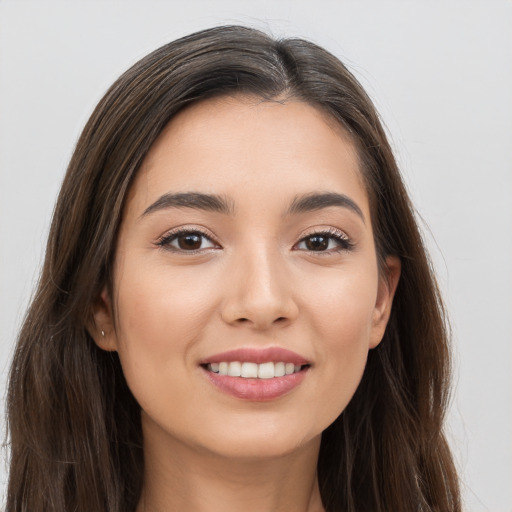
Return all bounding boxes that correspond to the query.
[221,239,298,329]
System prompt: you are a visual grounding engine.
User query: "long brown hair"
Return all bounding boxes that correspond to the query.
[6,25,460,511]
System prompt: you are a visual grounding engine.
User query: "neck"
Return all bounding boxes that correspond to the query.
[136,417,325,512]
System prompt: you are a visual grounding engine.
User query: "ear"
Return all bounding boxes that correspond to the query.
[369,255,401,349]
[88,287,119,352]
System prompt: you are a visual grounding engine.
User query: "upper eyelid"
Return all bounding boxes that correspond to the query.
[158,225,349,240]
[293,224,355,252]
[157,225,218,242]
[156,226,352,254]
[297,226,350,240]
[154,228,219,254]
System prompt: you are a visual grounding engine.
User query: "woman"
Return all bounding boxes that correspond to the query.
[5,25,461,512]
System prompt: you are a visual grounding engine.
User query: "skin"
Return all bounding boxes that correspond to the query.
[92,95,400,512]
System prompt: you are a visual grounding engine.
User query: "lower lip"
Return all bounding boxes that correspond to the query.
[202,367,309,401]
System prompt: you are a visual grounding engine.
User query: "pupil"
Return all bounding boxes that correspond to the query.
[178,234,202,250]
[306,236,328,251]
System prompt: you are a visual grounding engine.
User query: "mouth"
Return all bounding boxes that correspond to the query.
[202,361,309,379]
[199,347,311,401]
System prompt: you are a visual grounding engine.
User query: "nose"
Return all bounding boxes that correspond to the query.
[220,244,299,330]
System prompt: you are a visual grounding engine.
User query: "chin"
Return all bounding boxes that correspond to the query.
[205,433,320,462]
[187,413,325,461]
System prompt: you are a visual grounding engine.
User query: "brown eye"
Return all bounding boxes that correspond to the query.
[295,230,353,253]
[157,230,218,252]
[304,235,329,251]
[176,234,203,250]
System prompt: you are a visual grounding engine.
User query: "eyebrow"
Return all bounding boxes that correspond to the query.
[141,191,364,223]
[286,192,365,223]
[142,192,234,217]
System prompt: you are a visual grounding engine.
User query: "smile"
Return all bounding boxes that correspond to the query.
[200,347,311,401]
[206,361,305,379]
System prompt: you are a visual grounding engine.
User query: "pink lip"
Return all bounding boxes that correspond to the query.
[202,368,309,401]
[199,347,311,401]
[200,347,309,366]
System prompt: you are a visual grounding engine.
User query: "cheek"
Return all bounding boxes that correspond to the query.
[302,264,378,415]
[306,263,377,344]
[116,262,218,345]
[112,262,220,401]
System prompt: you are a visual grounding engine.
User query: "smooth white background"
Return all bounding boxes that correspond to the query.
[1,1,511,510]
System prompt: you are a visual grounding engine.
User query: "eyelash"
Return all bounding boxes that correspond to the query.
[156,228,219,253]
[155,227,354,254]
[295,227,354,254]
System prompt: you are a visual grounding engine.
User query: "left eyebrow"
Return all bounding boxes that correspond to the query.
[286,192,365,223]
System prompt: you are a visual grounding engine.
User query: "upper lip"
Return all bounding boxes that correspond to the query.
[199,347,310,366]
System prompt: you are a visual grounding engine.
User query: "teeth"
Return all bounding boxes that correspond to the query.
[258,362,275,379]
[227,361,241,377]
[218,362,228,375]
[207,361,304,378]
[274,362,285,377]
[241,362,258,378]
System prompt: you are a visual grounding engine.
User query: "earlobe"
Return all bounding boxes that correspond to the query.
[369,255,401,349]
[88,288,118,352]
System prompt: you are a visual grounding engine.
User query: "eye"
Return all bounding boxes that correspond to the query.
[295,229,353,253]
[156,229,219,252]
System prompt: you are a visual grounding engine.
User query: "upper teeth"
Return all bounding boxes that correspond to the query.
[208,361,302,379]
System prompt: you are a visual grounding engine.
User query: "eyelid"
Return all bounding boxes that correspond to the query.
[155,225,221,252]
[299,226,350,240]
[293,226,354,253]
[154,224,354,254]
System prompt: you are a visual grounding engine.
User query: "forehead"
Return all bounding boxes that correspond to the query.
[125,95,369,220]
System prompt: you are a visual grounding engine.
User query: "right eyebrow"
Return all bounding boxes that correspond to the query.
[141,192,234,218]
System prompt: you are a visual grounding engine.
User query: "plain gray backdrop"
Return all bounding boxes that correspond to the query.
[1,1,511,510]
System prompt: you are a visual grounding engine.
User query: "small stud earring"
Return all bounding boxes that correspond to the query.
[101,330,105,337]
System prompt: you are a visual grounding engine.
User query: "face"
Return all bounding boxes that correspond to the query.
[93,95,399,460]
